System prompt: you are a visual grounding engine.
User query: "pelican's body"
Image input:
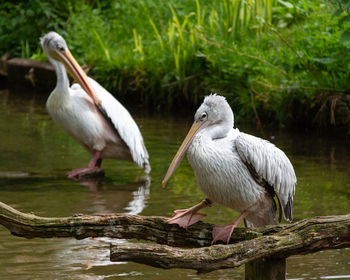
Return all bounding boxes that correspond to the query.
[189,129,261,212]
[163,94,296,243]
[41,32,150,177]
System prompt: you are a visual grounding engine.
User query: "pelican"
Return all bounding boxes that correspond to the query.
[40,32,150,178]
[162,94,296,243]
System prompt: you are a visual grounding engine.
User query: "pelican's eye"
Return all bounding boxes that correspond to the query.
[57,44,65,52]
[200,112,207,120]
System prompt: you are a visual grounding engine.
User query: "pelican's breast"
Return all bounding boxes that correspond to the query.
[187,131,264,212]
[46,88,127,157]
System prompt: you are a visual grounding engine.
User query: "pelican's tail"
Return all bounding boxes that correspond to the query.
[282,194,293,222]
[143,159,151,174]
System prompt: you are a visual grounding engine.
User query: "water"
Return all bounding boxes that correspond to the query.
[0,88,349,279]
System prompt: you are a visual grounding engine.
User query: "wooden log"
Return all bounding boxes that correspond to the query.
[245,258,286,280]
[4,57,91,92]
[110,214,350,273]
[0,53,10,76]
[6,58,56,91]
[0,201,261,246]
[0,201,349,273]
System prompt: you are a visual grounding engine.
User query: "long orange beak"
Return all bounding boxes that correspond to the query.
[54,49,101,106]
[162,120,210,187]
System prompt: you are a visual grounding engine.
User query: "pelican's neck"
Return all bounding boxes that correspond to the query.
[50,58,70,95]
[204,121,232,140]
[187,127,240,162]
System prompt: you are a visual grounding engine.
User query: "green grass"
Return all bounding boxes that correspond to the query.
[0,0,349,129]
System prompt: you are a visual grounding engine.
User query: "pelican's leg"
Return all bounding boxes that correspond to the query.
[67,151,102,178]
[168,198,212,228]
[212,210,249,244]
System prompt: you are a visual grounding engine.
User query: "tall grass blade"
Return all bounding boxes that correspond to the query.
[133,29,144,61]
[169,4,184,44]
[196,0,201,26]
[148,17,164,50]
[93,29,110,61]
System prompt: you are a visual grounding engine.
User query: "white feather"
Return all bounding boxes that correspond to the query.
[235,132,296,219]
[75,78,150,172]
[42,31,150,174]
[184,94,296,224]
[188,129,266,212]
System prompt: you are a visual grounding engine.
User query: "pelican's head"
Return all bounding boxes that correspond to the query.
[194,94,234,137]
[40,32,100,105]
[162,94,234,187]
[40,32,68,62]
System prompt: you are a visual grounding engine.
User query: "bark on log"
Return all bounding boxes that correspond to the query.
[0,201,259,247]
[0,201,349,273]
[245,258,286,280]
[111,214,350,273]
[6,58,56,91]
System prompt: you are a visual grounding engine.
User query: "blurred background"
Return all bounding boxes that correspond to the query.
[0,1,349,279]
[1,0,350,132]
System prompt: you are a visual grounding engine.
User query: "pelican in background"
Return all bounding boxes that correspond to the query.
[162,94,296,243]
[40,32,150,178]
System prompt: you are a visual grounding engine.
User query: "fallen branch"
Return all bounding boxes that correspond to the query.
[0,201,257,247]
[0,201,349,273]
[111,214,350,272]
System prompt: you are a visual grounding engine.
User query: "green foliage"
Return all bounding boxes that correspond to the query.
[331,0,350,42]
[0,1,63,57]
[0,0,349,128]
[248,2,350,126]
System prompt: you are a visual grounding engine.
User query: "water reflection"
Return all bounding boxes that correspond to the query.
[0,87,349,279]
[75,175,151,215]
[53,176,151,272]
[123,176,151,215]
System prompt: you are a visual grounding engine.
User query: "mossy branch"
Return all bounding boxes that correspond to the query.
[0,201,258,246]
[111,215,350,272]
[0,202,349,273]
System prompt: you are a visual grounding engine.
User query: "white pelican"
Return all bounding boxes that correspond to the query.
[40,32,150,178]
[162,94,296,243]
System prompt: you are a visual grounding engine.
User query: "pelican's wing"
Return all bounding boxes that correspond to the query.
[75,78,150,173]
[234,132,296,221]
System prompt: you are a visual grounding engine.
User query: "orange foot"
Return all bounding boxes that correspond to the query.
[168,209,206,228]
[212,224,238,244]
[67,167,99,178]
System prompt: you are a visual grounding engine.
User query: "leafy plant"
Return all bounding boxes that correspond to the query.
[332,0,350,42]
[0,0,348,129]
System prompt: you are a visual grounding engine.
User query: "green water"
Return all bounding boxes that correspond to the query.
[0,88,349,279]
